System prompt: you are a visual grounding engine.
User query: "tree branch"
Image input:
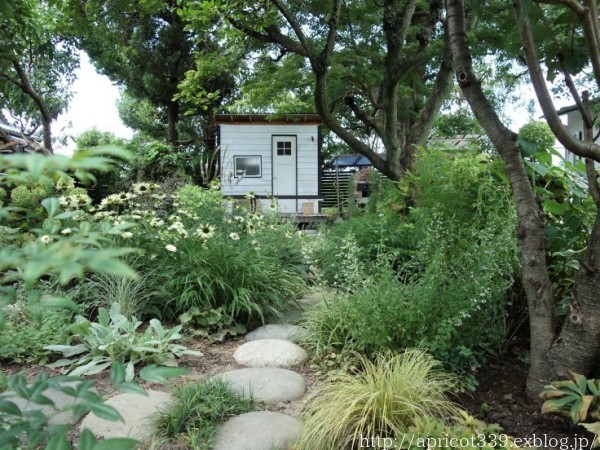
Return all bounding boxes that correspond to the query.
[344,94,385,139]
[513,0,600,162]
[11,59,53,154]
[270,0,313,58]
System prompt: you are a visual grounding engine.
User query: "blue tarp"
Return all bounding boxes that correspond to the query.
[333,154,373,167]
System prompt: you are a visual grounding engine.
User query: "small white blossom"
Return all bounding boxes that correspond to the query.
[229,232,240,241]
[61,228,72,235]
[39,235,53,244]
[121,231,133,239]
[165,244,177,252]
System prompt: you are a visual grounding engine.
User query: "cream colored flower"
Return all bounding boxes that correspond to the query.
[165,244,177,252]
[121,231,133,239]
[229,232,240,241]
[195,224,216,240]
[39,235,53,244]
[61,228,72,235]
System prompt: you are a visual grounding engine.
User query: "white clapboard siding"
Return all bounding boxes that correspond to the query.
[219,123,320,208]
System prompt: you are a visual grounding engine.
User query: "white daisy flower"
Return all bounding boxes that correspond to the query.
[39,235,53,244]
[229,232,240,241]
[165,244,177,252]
[195,224,216,240]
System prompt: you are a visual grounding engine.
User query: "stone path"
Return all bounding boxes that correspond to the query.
[74,289,327,449]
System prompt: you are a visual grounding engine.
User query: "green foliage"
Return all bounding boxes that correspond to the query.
[304,150,518,374]
[45,303,203,381]
[519,120,556,154]
[91,182,306,329]
[540,371,600,424]
[0,371,138,450]
[153,378,254,449]
[0,305,72,364]
[75,268,164,321]
[403,412,514,449]
[296,349,460,450]
[179,306,246,342]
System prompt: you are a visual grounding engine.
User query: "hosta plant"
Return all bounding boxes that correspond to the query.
[45,303,202,381]
[179,306,246,342]
[539,371,600,424]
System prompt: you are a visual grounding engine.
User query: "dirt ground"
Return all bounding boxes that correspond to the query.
[459,351,594,450]
[2,335,595,449]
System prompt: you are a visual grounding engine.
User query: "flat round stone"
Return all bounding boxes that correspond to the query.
[211,368,305,403]
[245,324,308,342]
[80,390,172,440]
[213,411,302,450]
[233,339,308,368]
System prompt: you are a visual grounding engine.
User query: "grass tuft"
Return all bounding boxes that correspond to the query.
[296,349,461,450]
[153,378,254,449]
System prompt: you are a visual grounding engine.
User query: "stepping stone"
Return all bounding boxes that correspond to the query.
[80,390,171,440]
[211,368,305,403]
[233,339,308,368]
[245,324,308,342]
[3,380,96,426]
[299,291,330,306]
[213,411,302,450]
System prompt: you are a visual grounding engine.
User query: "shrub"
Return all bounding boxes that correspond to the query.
[45,303,203,380]
[296,349,460,450]
[303,149,518,374]
[0,304,72,364]
[153,378,254,449]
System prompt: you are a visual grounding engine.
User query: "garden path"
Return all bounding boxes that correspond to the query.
[77,290,328,449]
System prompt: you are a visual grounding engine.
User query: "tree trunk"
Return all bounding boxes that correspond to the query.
[446,0,556,395]
[548,93,600,378]
[166,100,179,147]
[11,60,53,154]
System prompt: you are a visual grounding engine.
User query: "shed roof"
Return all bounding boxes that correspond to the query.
[333,154,374,167]
[215,113,322,125]
[0,121,41,154]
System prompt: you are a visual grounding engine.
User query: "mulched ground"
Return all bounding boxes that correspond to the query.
[459,351,594,450]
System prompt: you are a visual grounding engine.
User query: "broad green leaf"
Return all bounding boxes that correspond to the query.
[93,438,139,450]
[139,365,189,383]
[88,402,124,422]
[77,429,97,450]
[543,200,570,216]
[0,400,22,416]
[45,433,71,450]
[41,198,61,218]
[111,362,126,384]
[40,296,78,310]
[116,382,147,396]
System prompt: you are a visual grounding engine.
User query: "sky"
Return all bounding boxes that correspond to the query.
[54,53,133,155]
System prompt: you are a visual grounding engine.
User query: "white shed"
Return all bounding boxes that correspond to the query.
[216,114,323,214]
[557,103,599,164]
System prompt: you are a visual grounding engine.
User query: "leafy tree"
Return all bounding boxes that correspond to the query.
[0,0,78,153]
[66,0,234,175]
[180,0,455,180]
[447,0,600,395]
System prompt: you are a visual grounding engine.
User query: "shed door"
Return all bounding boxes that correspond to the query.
[272,136,296,196]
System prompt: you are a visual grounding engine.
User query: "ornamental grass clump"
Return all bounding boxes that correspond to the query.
[296,349,461,450]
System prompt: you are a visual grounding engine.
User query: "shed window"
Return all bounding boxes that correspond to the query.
[234,156,262,177]
[276,141,292,156]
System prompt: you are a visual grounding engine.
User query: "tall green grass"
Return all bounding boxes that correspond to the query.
[153,378,254,449]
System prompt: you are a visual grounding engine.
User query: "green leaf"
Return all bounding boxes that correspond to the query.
[116,382,148,396]
[88,402,124,422]
[92,438,139,450]
[41,198,61,218]
[45,433,71,450]
[77,429,97,450]
[110,362,126,384]
[0,400,22,416]
[518,135,537,157]
[41,296,78,310]
[139,365,189,383]
[543,200,570,216]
